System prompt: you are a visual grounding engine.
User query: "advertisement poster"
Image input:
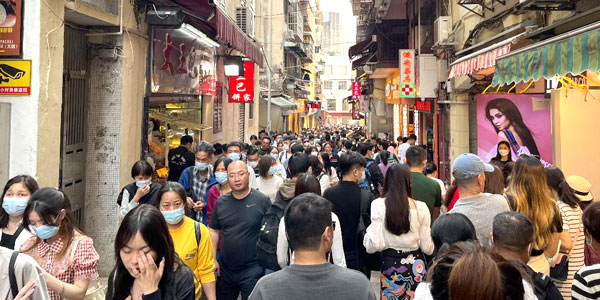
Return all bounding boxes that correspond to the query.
[151,28,216,95]
[477,94,553,165]
[228,61,254,103]
[0,0,22,57]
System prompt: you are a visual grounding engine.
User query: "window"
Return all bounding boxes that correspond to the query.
[338,81,347,91]
[342,101,350,112]
[328,99,336,111]
[236,7,255,37]
[213,82,223,133]
[323,80,332,90]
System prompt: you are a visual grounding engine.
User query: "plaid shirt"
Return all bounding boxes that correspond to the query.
[191,166,212,222]
[20,231,99,300]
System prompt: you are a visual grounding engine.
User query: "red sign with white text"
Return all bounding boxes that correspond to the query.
[229,61,254,103]
[399,49,415,85]
[352,81,361,100]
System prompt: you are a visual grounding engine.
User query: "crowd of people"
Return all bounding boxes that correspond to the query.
[0,125,598,300]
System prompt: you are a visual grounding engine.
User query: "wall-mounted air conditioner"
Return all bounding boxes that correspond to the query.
[434,16,450,45]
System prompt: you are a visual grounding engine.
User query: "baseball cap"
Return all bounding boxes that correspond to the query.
[452,153,494,180]
[566,175,593,202]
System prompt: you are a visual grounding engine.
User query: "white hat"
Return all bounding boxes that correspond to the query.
[566,175,593,202]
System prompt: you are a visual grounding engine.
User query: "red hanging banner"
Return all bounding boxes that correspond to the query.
[229,61,254,103]
[352,81,361,100]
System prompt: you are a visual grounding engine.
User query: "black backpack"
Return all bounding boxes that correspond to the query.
[256,192,288,271]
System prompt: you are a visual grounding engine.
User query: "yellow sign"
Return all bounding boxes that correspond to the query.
[0,60,31,95]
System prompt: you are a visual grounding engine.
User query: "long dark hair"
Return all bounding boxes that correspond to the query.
[492,141,513,162]
[309,155,323,177]
[113,204,181,300]
[294,173,321,197]
[485,98,540,156]
[484,165,505,195]
[546,167,582,209]
[431,213,476,256]
[382,164,412,235]
[379,150,390,165]
[22,188,80,259]
[1,175,39,228]
[320,153,334,176]
[444,181,458,207]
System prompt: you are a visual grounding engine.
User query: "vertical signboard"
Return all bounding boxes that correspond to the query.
[229,61,254,103]
[352,81,361,100]
[399,49,416,97]
[0,0,23,57]
[352,101,361,120]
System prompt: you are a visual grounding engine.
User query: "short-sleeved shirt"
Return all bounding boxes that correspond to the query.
[410,172,442,221]
[209,189,271,271]
[20,232,99,300]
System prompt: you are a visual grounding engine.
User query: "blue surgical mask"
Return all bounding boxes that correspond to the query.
[135,180,151,188]
[268,167,277,176]
[228,153,241,161]
[195,162,208,171]
[270,154,279,160]
[215,172,228,184]
[314,138,320,143]
[31,225,60,240]
[161,208,185,225]
[2,197,28,216]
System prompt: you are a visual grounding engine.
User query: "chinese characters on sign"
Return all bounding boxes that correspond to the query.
[352,101,361,120]
[0,60,31,95]
[229,61,254,103]
[399,49,416,98]
[352,81,361,100]
[0,0,22,57]
[415,99,433,113]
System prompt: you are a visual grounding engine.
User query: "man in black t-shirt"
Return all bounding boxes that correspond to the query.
[167,135,195,181]
[209,160,271,300]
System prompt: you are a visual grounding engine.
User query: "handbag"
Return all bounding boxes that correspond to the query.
[549,211,582,281]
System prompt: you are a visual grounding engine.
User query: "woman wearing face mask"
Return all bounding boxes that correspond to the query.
[1,175,39,250]
[490,141,513,169]
[256,156,284,203]
[268,147,287,178]
[206,157,232,224]
[118,160,162,220]
[21,188,99,300]
[106,204,195,300]
[156,182,216,300]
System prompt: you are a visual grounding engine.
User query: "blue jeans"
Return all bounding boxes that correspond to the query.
[216,262,264,300]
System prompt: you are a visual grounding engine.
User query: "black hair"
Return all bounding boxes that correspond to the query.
[113,204,182,300]
[408,134,417,141]
[288,152,311,178]
[492,141,513,162]
[405,146,426,168]
[250,135,258,141]
[484,165,505,195]
[291,143,305,154]
[180,135,193,145]
[584,202,600,244]
[294,173,322,197]
[246,146,259,157]
[485,98,540,156]
[546,167,582,209]
[304,146,317,156]
[1,175,39,228]
[22,188,79,259]
[382,164,412,235]
[262,136,272,143]
[284,193,332,251]
[343,140,352,150]
[339,151,367,176]
[358,143,373,156]
[492,211,534,252]
[131,160,153,178]
[258,155,276,178]
[431,213,477,256]
[402,137,409,143]
[213,143,223,155]
[156,182,189,214]
[424,162,437,175]
[225,142,243,153]
[194,141,214,155]
[320,153,333,176]
[213,157,233,172]
[309,155,323,177]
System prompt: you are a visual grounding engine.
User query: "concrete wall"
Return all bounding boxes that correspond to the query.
[552,88,600,201]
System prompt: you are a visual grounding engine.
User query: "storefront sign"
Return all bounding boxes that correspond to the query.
[415,99,433,113]
[0,59,30,95]
[352,81,361,100]
[399,49,416,98]
[151,27,216,95]
[229,61,254,103]
[352,101,361,120]
[0,0,23,57]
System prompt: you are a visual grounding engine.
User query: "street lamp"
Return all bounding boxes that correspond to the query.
[224,56,244,77]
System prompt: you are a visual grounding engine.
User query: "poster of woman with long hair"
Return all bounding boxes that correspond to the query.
[477,94,553,166]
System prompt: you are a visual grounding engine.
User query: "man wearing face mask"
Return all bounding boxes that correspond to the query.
[449,153,510,246]
[178,141,217,225]
[250,193,376,300]
[224,142,258,189]
[246,147,261,177]
[323,152,368,275]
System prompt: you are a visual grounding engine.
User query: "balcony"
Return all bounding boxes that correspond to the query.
[303,43,314,61]
[80,0,118,15]
[303,17,313,32]
[284,41,307,58]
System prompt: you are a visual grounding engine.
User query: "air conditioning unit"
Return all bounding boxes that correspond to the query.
[418,54,437,98]
[434,16,450,45]
[236,7,254,37]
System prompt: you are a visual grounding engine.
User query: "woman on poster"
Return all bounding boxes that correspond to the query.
[485,98,540,157]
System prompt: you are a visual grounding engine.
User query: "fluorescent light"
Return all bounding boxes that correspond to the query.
[224,56,244,77]
[225,64,241,77]
[180,23,220,48]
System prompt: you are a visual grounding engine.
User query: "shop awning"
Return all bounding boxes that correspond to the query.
[352,52,376,70]
[492,21,600,86]
[170,0,263,67]
[448,34,525,78]
[349,37,374,59]
[262,95,297,111]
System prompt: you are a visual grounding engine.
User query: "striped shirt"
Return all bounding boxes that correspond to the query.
[572,264,600,299]
[555,200,585,300]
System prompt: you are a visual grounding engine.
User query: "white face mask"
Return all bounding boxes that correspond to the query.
[499,149,510,157]
[248,161,259,169]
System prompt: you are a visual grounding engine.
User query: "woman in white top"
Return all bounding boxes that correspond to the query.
[268,147,287,178]
[276,173,346,268]
[309,155,331,195]
[319,153,339,188]
[256,155,284,203]
[0,175,37,250]
[364,164,434,300]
